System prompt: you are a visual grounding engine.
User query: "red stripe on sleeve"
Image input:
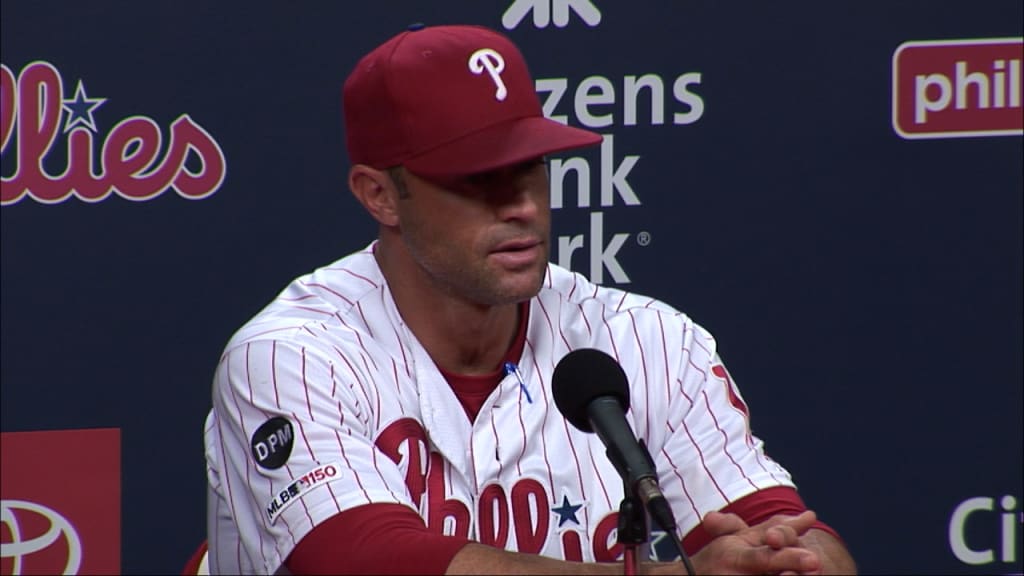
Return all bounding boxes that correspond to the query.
[680,486,843,555]
[285,503,472,575]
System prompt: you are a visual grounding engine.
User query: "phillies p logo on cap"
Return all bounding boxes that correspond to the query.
[469,48,508,101]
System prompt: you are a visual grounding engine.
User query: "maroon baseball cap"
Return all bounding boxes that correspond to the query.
[343,24,602,179]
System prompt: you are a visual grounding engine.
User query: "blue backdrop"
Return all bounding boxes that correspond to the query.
[2,2,1021,574]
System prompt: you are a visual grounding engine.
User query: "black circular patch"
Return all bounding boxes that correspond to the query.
[250,417,294,470]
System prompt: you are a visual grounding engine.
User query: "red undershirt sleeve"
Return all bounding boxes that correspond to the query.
[680,486,844,556]
[285,503,473,575]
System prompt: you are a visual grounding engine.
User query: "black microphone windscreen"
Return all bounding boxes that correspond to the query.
[552,348,630,433]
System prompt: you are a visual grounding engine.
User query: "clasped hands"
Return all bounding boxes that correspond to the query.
[651,510,822,575]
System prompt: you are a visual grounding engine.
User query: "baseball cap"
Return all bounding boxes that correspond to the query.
[342,24,602,180]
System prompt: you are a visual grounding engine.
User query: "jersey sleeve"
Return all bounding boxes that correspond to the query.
[207,337,413,574]
[285,503,472,575]
[651,318,797,538]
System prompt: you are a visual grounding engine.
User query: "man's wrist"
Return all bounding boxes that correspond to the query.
[639,560,688,576]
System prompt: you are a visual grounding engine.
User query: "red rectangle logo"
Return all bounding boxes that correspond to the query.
[892,38,1023,139]
[1,428,121,575]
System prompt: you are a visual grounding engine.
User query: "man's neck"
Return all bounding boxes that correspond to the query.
[374,238,522,376]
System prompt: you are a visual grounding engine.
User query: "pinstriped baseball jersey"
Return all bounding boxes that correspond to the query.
[204,242,795,574]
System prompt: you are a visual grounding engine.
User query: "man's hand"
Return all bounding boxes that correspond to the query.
[690,510,822,575]
[446,509,853,575]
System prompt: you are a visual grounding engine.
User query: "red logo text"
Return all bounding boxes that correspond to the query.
[892,38,1023,139]
[1,61,226,205]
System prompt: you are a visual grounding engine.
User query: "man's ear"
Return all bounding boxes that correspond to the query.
[349,165,399,227]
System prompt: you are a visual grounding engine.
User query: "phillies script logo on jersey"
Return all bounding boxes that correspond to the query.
[375,418,626,561]
[0,61,227,205]
[892,38,1023,139]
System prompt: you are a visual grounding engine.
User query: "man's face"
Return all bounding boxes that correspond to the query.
[394,158,550,307]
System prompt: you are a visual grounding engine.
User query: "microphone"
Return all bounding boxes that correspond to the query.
[551,348,678,537]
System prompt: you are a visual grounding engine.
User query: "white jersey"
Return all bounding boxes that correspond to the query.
[204,242,795,575]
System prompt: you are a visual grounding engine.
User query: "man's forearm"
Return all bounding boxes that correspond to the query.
[802,528,857,574]
[444,523,852,575]
[445,543,685,575]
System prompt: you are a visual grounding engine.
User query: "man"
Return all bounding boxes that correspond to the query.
[204,24,856,574]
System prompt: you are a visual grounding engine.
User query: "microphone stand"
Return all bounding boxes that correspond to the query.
[616,478,649,576]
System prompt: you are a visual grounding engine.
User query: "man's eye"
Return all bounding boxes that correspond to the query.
[453,158,546,192]
[516,157,546,172]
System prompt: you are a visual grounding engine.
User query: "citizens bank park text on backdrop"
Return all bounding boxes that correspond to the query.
[505,0,705,285]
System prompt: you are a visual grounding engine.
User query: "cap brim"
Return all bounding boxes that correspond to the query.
[403,116,602,179]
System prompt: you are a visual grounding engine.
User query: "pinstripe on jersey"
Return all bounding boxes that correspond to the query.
[204,242,794,574]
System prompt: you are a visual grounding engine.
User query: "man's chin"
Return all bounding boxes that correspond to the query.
[492,273,544,305]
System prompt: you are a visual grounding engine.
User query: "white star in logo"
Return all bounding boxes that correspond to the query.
[62,80,106,133]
